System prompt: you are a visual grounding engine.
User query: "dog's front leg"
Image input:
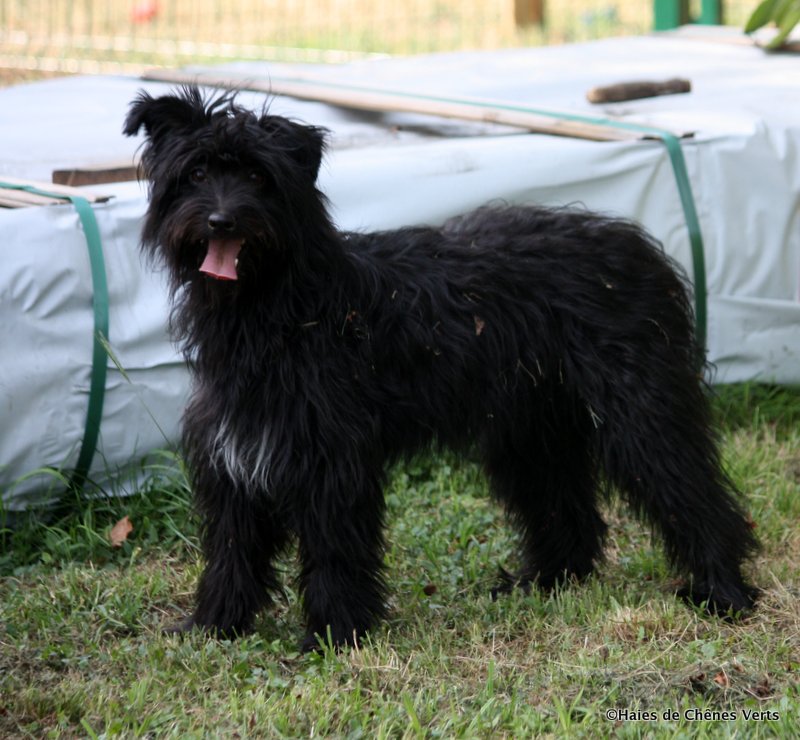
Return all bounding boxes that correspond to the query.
[174,463,289,638]
[297,472,387,651]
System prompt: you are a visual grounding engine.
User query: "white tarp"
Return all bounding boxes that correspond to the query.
[1,28,799,507]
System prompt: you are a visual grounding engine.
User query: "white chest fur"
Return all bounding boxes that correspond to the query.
[208,414,274,494]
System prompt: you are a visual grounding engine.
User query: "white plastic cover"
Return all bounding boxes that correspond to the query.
[1,28,798,507]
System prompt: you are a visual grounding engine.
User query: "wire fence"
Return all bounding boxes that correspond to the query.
[0,1,759,73]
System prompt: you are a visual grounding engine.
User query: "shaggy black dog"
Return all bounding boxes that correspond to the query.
[124,86,758,650]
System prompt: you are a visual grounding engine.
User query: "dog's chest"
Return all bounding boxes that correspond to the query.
[188,371,286,495]
[207,410,275,494]
[190,353,330,497]
[188,312,375,495]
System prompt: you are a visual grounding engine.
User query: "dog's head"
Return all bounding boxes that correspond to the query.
[124,86,328,287]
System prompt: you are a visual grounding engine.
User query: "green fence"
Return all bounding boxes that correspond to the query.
[0,1,758,73]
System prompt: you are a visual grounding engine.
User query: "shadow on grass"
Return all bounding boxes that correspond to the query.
[713,383,800,436]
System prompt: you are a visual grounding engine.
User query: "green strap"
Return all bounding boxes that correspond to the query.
[270,78,709,350]
[578,118,707,351]
[1,182,109,489]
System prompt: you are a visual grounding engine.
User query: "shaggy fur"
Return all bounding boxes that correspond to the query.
[124,86,758,650]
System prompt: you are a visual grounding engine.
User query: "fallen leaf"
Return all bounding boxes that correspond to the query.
[110,516,133,547]
[713,670,730,688]
[422,583,437,596]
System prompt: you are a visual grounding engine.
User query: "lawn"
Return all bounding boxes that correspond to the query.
[1,384,798,737]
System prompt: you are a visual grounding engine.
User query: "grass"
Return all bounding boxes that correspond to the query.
[1,383,799,737]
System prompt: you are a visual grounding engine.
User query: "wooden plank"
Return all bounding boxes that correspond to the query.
[0,176,111,208]
[53,163,139,187]
[142,68,677,143]
[0,189,59,208]
[587,78,691,104]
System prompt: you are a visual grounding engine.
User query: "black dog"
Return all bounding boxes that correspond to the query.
[124,86,757,650]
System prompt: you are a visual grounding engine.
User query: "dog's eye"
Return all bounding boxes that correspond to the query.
[248,170,265,185]
[190,167,207,184]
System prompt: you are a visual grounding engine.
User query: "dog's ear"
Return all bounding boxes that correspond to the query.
[259,116,327,181]
[123,87,206,142]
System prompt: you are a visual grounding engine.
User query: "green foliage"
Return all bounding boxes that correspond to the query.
[745,0,800,49]
[0,452,195,576]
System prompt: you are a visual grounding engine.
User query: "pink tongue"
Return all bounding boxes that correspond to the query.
[199,239,241,280]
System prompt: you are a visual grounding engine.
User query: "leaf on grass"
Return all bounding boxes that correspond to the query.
[713,670,730,688]
[422,583,437,596]
[110,516,133,547]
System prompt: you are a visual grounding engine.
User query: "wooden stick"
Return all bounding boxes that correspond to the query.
[53,163,139,187]
[0,190,58,208]
[142,68,672,143]
[587,78,691,104]
[0,176,110,208]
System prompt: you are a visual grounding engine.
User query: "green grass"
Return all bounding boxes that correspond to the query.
[1,384,799,737]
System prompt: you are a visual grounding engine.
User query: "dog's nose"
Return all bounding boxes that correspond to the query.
[208,212,236,233]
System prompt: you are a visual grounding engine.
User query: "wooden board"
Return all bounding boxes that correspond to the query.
[587,78,691,104]
[0,176,111,208]
[52,163,139,187]
[142,68,690,143]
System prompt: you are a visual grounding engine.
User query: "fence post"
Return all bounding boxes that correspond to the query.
[514,0,545,27]
[697,0,723,25]
[653,0,689,31]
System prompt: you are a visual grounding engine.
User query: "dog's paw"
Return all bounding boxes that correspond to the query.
[162,616,197,637]
[163,614,249,639]
[300,633,327,654]
[490,567,534,601]
[677,582,759,620]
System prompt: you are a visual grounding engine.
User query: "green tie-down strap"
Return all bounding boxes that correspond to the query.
[578,118,707,352]
[1,182,109,490]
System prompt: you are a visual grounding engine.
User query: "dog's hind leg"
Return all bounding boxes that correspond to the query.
[296,472,388,651]
[596,368,759,617]
[176,468,289,637]
[486,412,607,595]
